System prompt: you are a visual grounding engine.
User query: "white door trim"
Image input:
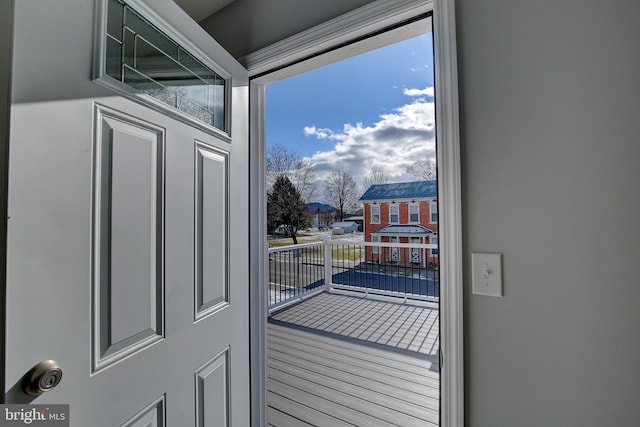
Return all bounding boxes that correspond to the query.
[433,0,464,426]
[242,0,433,77]
[247,1,463,426]
[0,0,13,401]
[248,81,268,427]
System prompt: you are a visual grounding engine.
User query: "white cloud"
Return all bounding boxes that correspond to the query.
[304,125,339,140]
[403,86,435,97]
[304,92,437,196]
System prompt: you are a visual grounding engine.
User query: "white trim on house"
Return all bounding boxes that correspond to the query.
[247,1,463,426]
[361,196,437,204]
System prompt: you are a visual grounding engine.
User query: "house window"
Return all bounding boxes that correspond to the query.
[389,204,399,224]
[371,235,379,254]
[430,202,438,223]
[370,204,380,224]
[409,204,419,223]
[431,234,438,256]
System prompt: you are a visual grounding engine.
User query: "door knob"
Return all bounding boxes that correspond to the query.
[22,360,63,396]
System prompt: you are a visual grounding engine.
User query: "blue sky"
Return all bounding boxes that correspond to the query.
[266,32,435,192]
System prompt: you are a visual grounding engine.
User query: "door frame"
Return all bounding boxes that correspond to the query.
[0,0,463,421]
[247,0,463,426]
[0,0,13,403]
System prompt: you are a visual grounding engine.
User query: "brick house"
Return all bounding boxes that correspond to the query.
[359,181,438,267]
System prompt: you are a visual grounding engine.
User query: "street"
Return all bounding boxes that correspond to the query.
[269,257,439,298]
[332,270,439,298]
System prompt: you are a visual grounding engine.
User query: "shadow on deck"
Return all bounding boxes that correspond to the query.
[267,292,440,427]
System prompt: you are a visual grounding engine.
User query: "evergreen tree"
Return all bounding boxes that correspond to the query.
[267,175,311,244]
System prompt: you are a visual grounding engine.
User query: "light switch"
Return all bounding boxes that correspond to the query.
[472,253,503,297]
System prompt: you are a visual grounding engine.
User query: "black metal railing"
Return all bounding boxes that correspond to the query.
[268,239,439,310]
[268,242,325,309]
[331,243,439,300]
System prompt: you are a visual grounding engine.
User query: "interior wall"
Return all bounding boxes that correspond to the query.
[199,0,378,59]
[456,0,640,425]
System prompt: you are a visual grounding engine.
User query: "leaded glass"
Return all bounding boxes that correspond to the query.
[105,36,123,81]
[104,0,226,131]
[106,0,124,42]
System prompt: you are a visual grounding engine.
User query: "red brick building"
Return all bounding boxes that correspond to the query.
[359,181,438,267]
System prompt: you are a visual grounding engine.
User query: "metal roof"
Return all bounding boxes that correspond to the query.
[371,225,434,235]
[307,202,336,211]
[359,180,437,201]
[332,222,358,227]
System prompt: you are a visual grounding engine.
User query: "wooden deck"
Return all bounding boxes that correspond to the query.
[267,292,440,426]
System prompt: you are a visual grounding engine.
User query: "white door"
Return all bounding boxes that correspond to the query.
[4,1,250,426]
[390,236,399,261]
[410,237,421,264]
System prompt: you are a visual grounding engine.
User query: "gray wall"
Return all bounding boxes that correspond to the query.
[200,0,377,59]
[456,0,640,425]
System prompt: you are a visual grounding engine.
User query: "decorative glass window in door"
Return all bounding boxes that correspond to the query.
[104,0,226,131]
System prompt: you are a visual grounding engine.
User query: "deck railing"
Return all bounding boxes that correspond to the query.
[268,241,326,311]
[268,237,439,311]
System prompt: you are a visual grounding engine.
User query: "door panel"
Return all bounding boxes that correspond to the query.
[195,349,230,426]
[122,396,165,427]
[93,105,165,373]
[5,1,250,426]
[194,142,229,321]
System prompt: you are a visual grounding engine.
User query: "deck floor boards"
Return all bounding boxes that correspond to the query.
[267,292,439,426]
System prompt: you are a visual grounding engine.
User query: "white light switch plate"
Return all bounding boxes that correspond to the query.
[472,253,503,297]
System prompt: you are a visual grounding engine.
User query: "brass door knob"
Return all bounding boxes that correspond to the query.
[22,360,63,396]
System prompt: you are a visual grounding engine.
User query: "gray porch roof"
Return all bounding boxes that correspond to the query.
[372,224,434,236]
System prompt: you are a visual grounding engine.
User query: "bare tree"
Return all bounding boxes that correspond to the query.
[362,166,389,192]
[266,144,317,202]
[324,171,358,222]
[405,157,437,180]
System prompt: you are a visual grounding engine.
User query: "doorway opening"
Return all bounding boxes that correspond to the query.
[259,18,440,426]
[248,2,463,425]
